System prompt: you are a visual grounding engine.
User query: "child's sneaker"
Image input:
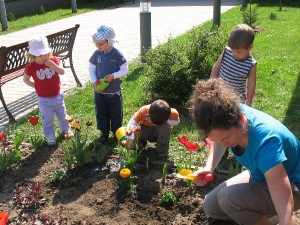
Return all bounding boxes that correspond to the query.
[99,134,108,143]
[157,150,168,157]
[47,135,56,145]
[63,129,74,138]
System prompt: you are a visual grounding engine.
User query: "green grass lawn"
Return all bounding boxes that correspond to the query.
[3,1,300,172]
[0,0,129,35]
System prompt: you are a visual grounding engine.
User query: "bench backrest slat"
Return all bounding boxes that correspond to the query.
[0,43,29,76]
[48,25,78,57]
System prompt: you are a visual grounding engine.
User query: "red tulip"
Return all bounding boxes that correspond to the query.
[66,115,74,122]
[134,126,141,133]
[86,120,93,126]
[184,141,199,152]
[29,116,39,126]
[178,134,188,145]
[75,126,81,132]
[0,132,6,144]
[64,134,71,140]
[125,128,132,136]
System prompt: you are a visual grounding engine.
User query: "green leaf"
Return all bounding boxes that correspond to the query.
[14,134,23,150]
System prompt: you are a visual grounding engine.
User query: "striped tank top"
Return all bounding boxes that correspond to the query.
[219,47,256,95]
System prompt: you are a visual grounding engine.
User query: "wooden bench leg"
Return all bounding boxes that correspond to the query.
[0,86,15,122]
[69,56,83,87]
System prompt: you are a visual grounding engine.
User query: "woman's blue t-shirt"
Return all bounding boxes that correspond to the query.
[230,104,300,188]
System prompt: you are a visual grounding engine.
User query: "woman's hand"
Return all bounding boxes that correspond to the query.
[193,167,213,186]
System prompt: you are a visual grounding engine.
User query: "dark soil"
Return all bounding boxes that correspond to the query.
[0,142,244,225]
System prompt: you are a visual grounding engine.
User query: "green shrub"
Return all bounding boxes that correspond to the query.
[142,27,226,107]
[7,12,16,22]
[241,4,259,28]
[270,12,277,20]
[278,0,283,11]
[39,6,46,15]
[185,26,226,80]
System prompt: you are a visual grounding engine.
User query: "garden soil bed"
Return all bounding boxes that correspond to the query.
[1,143,299,225]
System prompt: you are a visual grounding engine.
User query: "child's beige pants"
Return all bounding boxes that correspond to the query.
[137,123,171,155]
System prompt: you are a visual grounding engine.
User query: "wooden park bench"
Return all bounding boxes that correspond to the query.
[0,24,82,122]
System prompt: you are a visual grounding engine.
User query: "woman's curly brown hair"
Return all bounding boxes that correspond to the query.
[189,78,242,135]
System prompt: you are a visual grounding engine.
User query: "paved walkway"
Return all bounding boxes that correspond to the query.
[0,0,240,131]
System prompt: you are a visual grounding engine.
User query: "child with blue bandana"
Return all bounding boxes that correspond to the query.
[89,25,129,143]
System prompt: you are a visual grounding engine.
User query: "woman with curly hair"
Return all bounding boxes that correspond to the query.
[189,78,300,225]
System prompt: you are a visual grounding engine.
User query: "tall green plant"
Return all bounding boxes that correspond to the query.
[97,148,106,165]
[63,116,94,168]
[28,116,44,151]
[241,2,259,28]
[278,0,283,11]
[0,133,22,175]
[119,143,144,171]
[67,131,92,167]
[63,147,75,170]
[13,134,23,150]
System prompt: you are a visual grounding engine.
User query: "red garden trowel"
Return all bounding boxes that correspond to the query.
[176,169,214,181]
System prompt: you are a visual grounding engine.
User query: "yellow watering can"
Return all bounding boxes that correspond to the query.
[115,127,126,143]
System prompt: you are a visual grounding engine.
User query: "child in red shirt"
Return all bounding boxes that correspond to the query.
[23,36,73,145]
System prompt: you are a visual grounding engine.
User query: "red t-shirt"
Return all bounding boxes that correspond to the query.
[25,56,61,97]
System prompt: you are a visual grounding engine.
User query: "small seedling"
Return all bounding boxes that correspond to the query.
[159,188,176,204]
[51,168,69,183]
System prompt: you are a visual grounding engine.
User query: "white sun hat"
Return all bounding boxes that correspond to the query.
[92,25,117,44]
[28,36,52,56]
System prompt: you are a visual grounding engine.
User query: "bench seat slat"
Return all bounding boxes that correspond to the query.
[0,69,24,85]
